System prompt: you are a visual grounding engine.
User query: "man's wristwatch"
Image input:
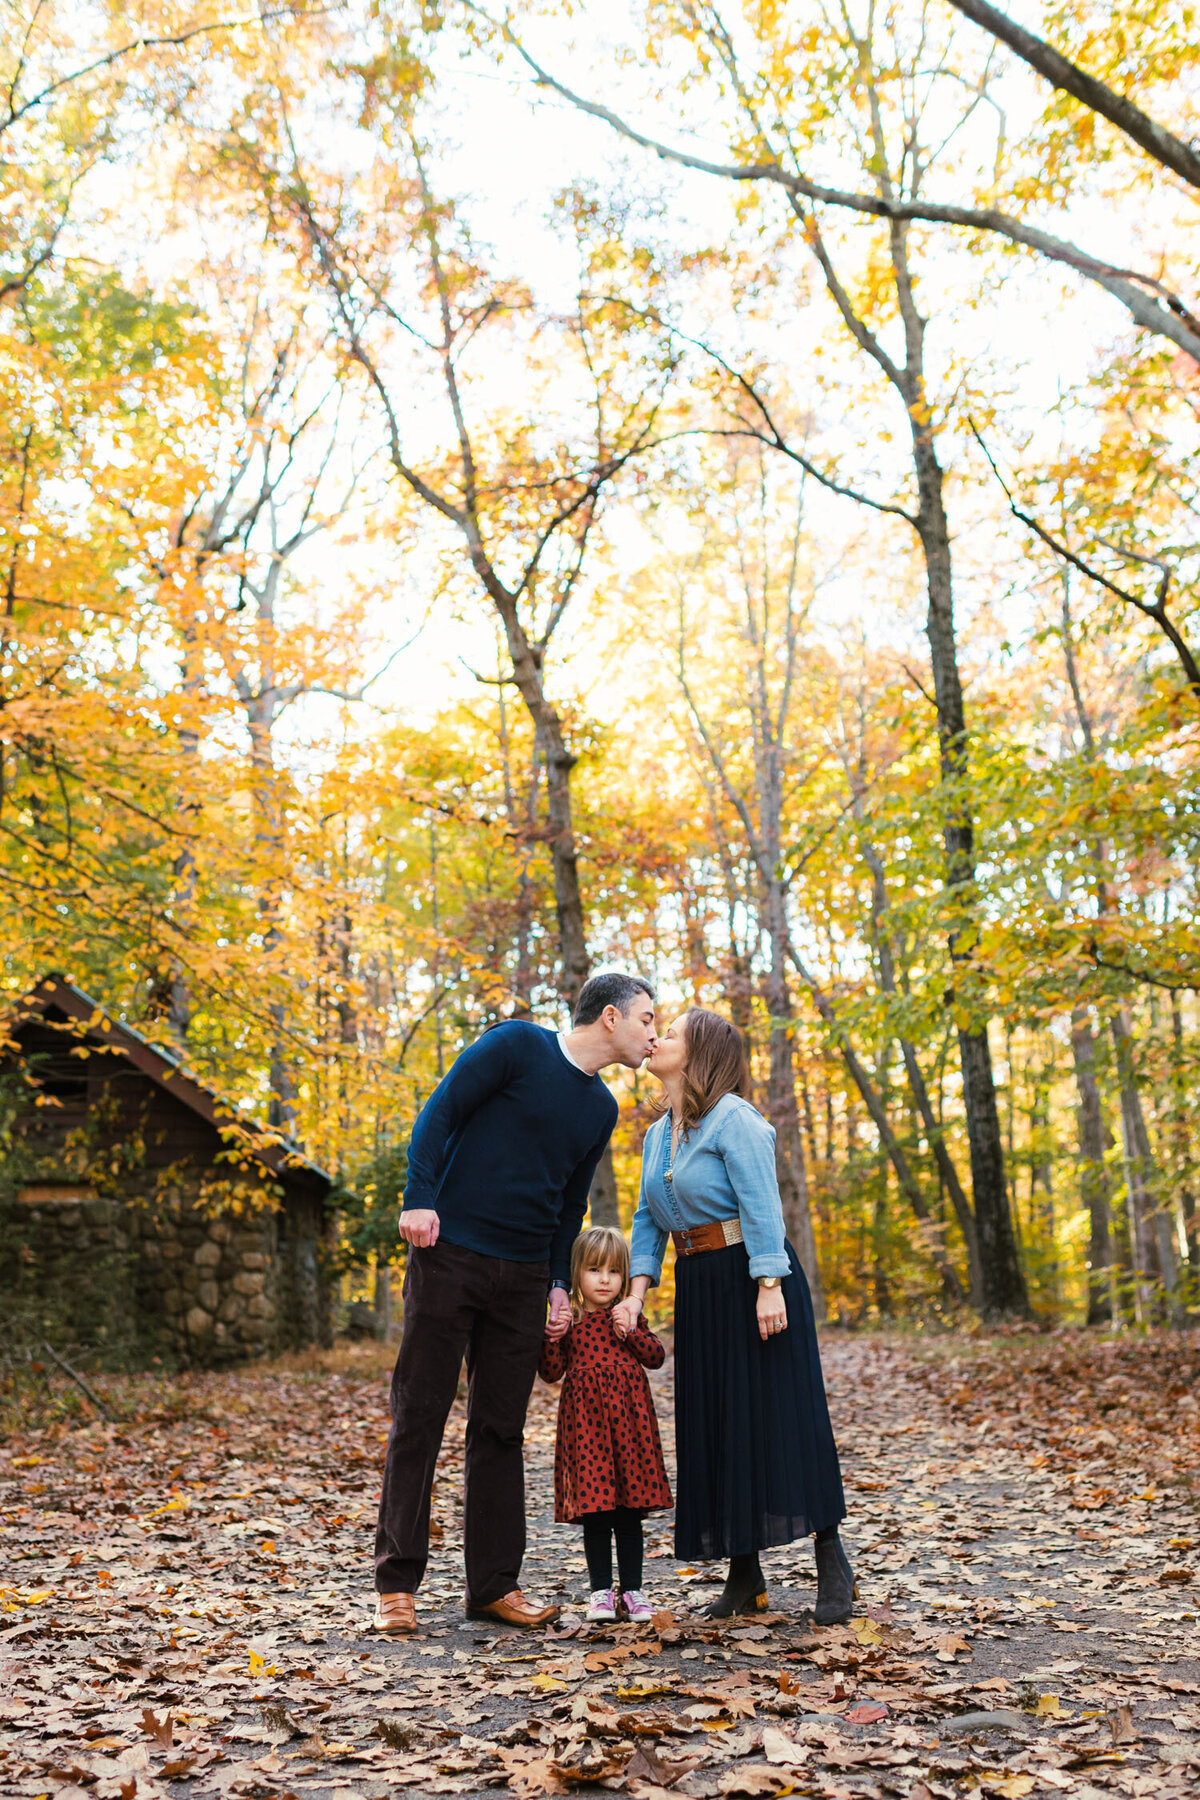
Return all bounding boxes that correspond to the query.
[757,1276,783,1290]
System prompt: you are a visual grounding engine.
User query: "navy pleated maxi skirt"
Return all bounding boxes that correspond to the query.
[673,1239,846,1560]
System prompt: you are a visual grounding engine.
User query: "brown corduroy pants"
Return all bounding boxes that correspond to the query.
[373,1238,549,1605]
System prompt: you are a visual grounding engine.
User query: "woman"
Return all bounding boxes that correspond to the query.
[613,1008,853,1621]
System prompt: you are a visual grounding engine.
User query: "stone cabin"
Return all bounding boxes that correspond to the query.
[0,976,333,1368]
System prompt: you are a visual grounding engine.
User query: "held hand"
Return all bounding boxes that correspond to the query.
[757,1284,788,1342]
[611,1296,643,1340]
[545,1287,572,1339]
[398,1208,440,1249]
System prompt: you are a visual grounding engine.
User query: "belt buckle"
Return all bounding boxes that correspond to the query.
[680,1228,694,1254]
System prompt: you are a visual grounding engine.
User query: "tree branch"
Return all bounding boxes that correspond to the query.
[1,9,324,135]
[971,423,1200,695]
[947,0,1200,190]
[482,9,1200,365]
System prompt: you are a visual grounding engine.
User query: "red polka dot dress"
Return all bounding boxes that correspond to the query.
[538,1310,673,1523]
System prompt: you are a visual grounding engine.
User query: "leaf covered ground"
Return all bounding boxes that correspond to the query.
[3,1330,1199,1800]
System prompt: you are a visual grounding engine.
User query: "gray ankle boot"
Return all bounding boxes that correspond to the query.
[813,1532,855,1624]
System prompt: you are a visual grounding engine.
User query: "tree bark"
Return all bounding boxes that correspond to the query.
[1070,1004,1114,1325]
[764,891,823,1317]
[784,941,966,1305]
[858,836,983,1306]
[245,693,297,1135]
[872,1043,894,1317]
[1029,1061,1058,1307]
[1170,994,1199,1274]
[908,387,1027,1318]
[373,1259,393,1338]
[497,673,539,1015]
[1111,1005,1184,1324]
[587,1147,621,1227]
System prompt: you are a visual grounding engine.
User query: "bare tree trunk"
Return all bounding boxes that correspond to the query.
[587,1151,621,1228]
[1029,1056,1057,1306]
[373,1258,393,1338]
[764,884,823,1317]
[149,600,200,1048]
[497,675,540,1016]
[859,836,983,1305]
[1070,1005,1114,1325]
[873,1043,893,1317]
[1111,1005,1183,1324]
[493,613,591,1012]
[785,942,966,1306]
[1170,994,1199,1274]
[913,419,1026,1317]
[798,1064,819,1170]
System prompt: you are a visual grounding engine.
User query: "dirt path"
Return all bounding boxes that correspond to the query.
[3,1332,1199,1800]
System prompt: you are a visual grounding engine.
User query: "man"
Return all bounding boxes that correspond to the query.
[372,971,657,1636]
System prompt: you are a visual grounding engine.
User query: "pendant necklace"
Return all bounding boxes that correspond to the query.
[665,1114,681,1184]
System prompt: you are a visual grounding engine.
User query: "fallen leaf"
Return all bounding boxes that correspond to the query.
[139,1710,173,1749]
[1107,1705,1138,1744]
[761,1726,808,1766]
[624,1746,703,1790]
[717,1768,793,1797]
[503,1755,567,1797]
[844,1702,888,1724]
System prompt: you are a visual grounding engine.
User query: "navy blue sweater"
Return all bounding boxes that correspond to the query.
[403,1021,618,1284]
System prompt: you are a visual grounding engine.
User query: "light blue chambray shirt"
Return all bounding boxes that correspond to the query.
[630,1093,792,1284]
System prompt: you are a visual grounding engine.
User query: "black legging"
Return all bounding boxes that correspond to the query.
[581,1507,644,1591]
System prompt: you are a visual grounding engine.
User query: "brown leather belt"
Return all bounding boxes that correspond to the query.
[671,1218,744,1257]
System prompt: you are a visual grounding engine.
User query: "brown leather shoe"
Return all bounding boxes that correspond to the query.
[372,1592,417,1636]
[466,1588,561,1628]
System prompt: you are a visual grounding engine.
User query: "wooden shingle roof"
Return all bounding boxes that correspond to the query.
[5,975,331,1197]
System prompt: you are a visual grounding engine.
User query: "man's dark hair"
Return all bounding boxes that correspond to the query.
[573,972,655,1027]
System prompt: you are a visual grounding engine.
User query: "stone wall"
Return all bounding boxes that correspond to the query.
[0,1186,137,1365]
[128,1198,283,1365]
[1,1181,327,1369]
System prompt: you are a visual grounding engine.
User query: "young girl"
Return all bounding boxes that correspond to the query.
[538,1225,672,1622]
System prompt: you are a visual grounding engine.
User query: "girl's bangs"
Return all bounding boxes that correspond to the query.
[580,1243,623,1272]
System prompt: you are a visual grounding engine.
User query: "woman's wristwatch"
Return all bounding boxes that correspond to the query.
[757,1276,783,1289]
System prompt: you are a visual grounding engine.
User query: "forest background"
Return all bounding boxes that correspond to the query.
[4,0,1200,1335]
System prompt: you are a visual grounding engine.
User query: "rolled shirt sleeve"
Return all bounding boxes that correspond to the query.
[630,1157,669,1286]
[717,1105,792,1279]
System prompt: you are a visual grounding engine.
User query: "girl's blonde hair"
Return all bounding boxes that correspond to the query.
[570,1226,631,1311]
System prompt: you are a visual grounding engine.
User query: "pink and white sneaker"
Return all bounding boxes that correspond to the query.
[586,1587,617,1621]
[622,1589,654,1623]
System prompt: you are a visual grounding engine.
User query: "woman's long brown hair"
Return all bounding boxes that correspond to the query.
[657,1008,751,1136]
